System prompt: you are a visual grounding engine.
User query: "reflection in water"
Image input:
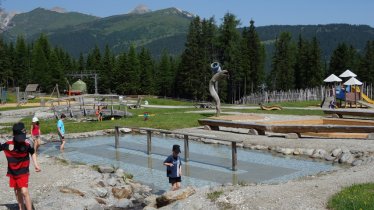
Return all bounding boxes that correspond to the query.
[184,162,190,177]
[148,155,153,169]
[232,172,238,185]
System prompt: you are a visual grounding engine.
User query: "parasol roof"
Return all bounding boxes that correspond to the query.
[339,69,357,78]
[323,74,342,82]
[344,77,362,86]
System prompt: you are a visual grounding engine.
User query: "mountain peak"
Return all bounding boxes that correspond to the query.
[50,7,67,13]
[129,4,151,14]
[161,7,195,18]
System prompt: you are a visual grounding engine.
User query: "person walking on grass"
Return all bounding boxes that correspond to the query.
[3,122,41,210]
[57,113,66,151]
[163,144,182,191]
[31,117,41,154]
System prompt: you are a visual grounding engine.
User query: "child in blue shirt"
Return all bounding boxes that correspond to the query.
[163,144,182,191]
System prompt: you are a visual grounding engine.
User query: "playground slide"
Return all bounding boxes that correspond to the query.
[361,93,374,104]
[352,86,374,104]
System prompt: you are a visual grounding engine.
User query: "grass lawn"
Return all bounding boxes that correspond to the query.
[327,183,374,210]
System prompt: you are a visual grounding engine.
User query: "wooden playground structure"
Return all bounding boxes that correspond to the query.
[199,117,374,139]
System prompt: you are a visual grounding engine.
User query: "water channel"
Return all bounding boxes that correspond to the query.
[40,134,337,194]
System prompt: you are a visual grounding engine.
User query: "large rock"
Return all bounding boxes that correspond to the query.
[98,165,114,173]
[112,185,133,199]
[331,148,342,157]
[114,198,133,209]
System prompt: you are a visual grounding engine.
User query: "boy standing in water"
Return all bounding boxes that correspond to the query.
[163,144,182,191]
[3,122,41,210]
[57,113,66,151]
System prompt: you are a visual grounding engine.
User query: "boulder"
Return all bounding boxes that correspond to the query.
[115,198,133,209]
[331,148,342,157]
[106,177,117,186]
[94,187,108,198]
[112,185,133,199]
[98,165,114,173]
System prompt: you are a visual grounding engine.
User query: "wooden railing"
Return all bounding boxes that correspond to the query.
[114,126,243,171]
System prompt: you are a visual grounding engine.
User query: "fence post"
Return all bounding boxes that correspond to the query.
[147,130,152,155]
[184,135,189,162]
[115,126,119,148]
[232,142,237,171]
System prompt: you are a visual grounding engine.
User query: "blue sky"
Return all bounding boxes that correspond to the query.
[2,0,373,27]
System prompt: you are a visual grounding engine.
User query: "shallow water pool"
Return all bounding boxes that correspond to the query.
[40,134,337,193]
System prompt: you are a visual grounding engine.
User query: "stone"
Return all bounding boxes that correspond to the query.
[331,148,342,157]
[247,129,258,135]
[86,203,104,210]
[115,168,125,178]
[115,199,133,209]
[324,155,336,161]
[98,165,114,173]
[339,153,353,163]
[106,177,117,186]
[95,197,107,205]
[282,148,294,155]
[351,159,363,166]
[119,128,132,133]
[94,187,108,198]
[112,185,133,199]
[303,149,315,156]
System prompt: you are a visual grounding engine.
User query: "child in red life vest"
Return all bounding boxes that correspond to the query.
[3,122,41,210]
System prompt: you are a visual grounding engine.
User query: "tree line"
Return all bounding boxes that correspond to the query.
[1,13,374,103]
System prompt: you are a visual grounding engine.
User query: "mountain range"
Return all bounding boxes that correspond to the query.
[1,6,374,61]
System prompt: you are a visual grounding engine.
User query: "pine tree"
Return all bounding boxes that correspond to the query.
[270,32,296,90]
[125,44,140,94]
[217,13,242,103]
[138,47,155,95]
[308,37,323,87]
[176,16,203,100]
[329,43,355,76]
[14,36,30,88]
[359,41,374,84]
[101,45,113,93]
[242,20,266,94]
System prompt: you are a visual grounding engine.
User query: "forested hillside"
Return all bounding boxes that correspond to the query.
[1,8,374,104]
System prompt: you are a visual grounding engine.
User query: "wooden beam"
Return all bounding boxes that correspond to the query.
[232,142,237,171]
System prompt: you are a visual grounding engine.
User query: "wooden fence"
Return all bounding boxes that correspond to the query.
[240,84,374,105]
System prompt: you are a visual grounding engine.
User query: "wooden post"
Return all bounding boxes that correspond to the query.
[184,135,189,162]
[115,126,119,148]
[231,142,237,171]
[147,130,152,155]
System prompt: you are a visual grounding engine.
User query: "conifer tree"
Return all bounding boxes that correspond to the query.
[138,47,155,95]
[270,32,296,90]
[217,13,241,103]
[125,44,140,94]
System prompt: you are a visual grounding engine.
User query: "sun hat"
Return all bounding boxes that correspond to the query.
[13,122,27,142]
[32,117,39,122]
